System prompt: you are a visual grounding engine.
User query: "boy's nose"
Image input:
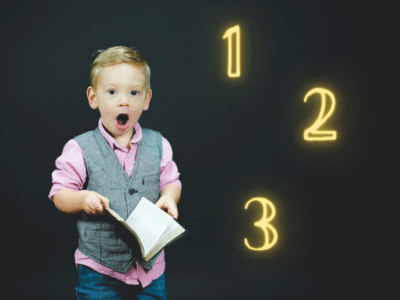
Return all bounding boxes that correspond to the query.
[118,94,129,105]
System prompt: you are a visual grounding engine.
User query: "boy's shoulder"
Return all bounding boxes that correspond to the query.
[140,128,163,149]
[141,127,162,137]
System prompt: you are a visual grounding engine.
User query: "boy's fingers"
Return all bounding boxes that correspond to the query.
[92,201,103,212]
[99,197,110,209]
[164,204,178,219]
[170,207,178,219]
[155,198,163,207]
[91,191,109,209]
[155,198,178,218]
[88,203,99,215]
[89,198,104,214]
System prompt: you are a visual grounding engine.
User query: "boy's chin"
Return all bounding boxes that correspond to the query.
[102,122,128,137]
[114,123,136,136]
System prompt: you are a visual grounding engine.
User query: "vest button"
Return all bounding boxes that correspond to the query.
[129,189,137,195]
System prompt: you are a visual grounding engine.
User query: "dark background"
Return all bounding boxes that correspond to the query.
[1,0,395,299]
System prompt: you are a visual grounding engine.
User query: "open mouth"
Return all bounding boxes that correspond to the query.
[116,113,129,125]
[115,113,130,130]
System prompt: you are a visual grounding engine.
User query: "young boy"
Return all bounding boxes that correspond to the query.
[48,46,182,300]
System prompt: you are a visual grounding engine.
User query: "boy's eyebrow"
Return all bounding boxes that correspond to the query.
[104,83,143,89]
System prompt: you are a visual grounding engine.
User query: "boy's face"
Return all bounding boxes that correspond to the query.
[87,63,152,140]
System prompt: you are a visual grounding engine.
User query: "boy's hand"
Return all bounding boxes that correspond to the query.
[81,191,110,216]
[155,196,178,219]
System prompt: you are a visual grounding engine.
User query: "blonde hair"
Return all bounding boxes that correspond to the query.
[89,46,151,92]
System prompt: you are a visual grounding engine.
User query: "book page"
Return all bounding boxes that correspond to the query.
[159,220,181,241]
[125,197,173,254]
[105,207,124,222]
[145,222,185,260]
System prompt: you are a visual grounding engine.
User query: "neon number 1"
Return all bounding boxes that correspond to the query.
[304,87,337,141]
[223,25,241,77]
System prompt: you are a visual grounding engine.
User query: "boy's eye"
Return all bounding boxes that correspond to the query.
[131,91,138,96]
[108,89,116,95]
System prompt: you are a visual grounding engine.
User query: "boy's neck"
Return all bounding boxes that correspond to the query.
[102,123,136,149]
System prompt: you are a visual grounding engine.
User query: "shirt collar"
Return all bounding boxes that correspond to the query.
[98,117,143,150]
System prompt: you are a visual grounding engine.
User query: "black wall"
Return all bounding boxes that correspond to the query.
[1,1,394,299]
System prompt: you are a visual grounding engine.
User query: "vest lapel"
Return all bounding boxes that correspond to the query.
[94,128,130,183]
[94,127,146,186]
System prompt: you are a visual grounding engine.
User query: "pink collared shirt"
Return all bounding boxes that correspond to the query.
[48,118,182,288]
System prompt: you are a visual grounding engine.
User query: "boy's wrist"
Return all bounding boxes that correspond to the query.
[54,188,87,214]
[78,190,88,210]
[160,185,181,205]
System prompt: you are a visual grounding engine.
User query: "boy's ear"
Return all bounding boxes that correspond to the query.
[87,86,98,109]
[143,89,152,111]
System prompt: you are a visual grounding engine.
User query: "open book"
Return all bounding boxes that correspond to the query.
[105,197,186,262]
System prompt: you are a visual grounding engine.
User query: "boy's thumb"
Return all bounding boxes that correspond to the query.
[98,195,110,209]
[170,206,178,219]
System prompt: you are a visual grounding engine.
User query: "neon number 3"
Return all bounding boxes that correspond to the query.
[244,197,278,251]
[223,25,241,77]
[304,87,337,141]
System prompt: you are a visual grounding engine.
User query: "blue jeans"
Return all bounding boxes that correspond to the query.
[76,264,168,300]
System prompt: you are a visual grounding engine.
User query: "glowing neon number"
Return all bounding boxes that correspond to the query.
[222,25,241,77]
[304,87,337,141]
[244,197,278,251]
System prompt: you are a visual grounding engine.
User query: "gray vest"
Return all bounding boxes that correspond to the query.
[74,127,163,273]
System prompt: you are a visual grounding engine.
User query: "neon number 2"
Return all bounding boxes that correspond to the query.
[223,25,241,77]
[304,87,337,141]
[244,197,278,251]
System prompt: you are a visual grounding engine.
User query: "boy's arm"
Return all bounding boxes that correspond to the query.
[50,139,109,216]
[160,184,181,204]
[53,188,86,214]
[157,136,182,219]
[54,188,110,216]
[49,139,87,201]
[156,185,181,219]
